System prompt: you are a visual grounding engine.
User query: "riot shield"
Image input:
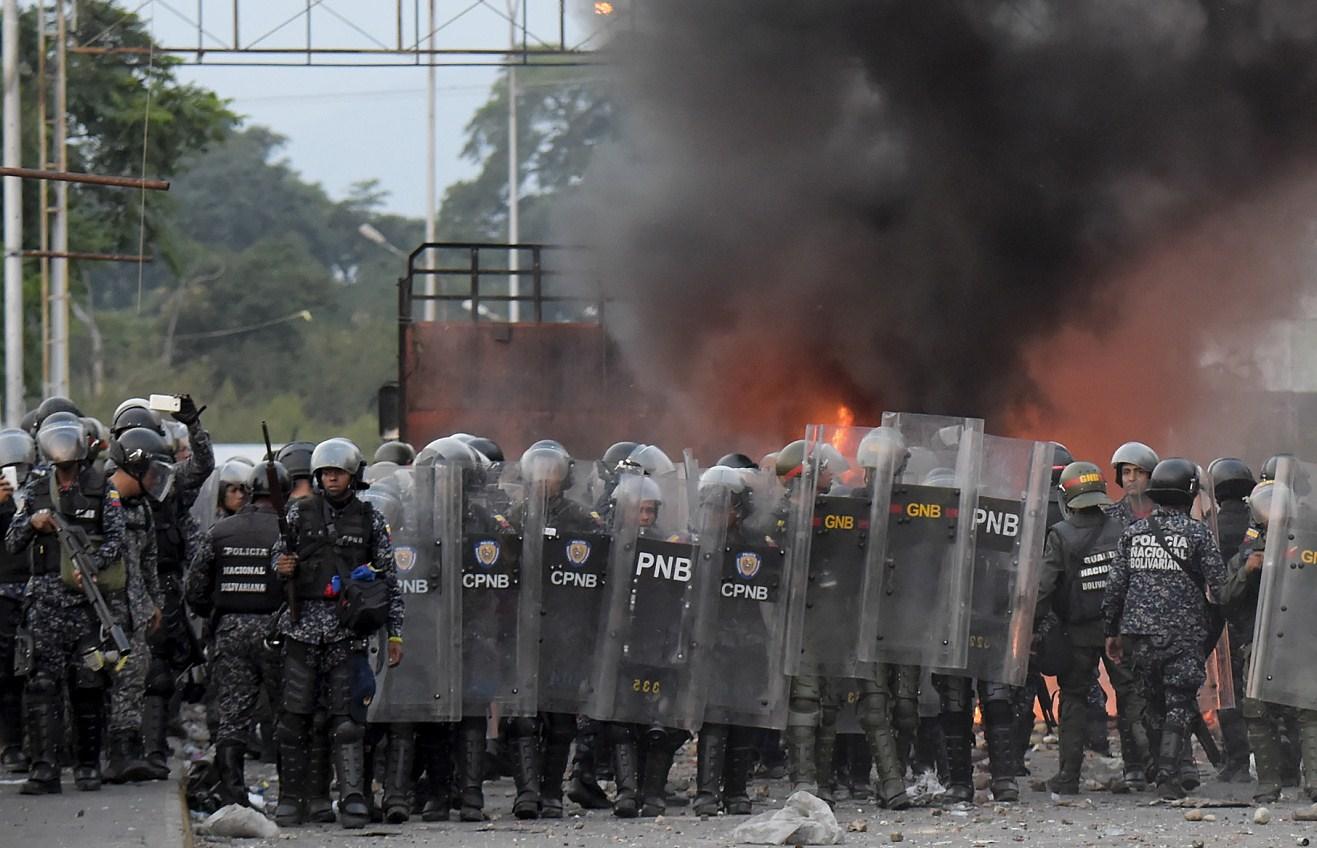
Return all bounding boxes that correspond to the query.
[189,468,222,532]
[695,466,796,729]
[783,424,886,678]
[521,447,612,715]
[948,435,1051,686]
[367,464,463,722]
[460,461,538,718]
[1246,456,1317,709]
[586,465,714,731]
[1194,475,1235,712]
[863,412,984,670]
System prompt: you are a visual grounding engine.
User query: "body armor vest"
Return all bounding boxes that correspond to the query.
[293,494,372,601]
[212,506,283,615]
[0,501,30,584]
[1055,511,1124,626]
[153,494,187,575]
[28,465,124,591]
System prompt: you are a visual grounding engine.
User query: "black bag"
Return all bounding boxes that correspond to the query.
[338,577,390,635]
[1032,613,1073,677]
[1148,516,1226,655]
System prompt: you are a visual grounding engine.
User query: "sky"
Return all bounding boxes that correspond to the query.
[129,0,612,218]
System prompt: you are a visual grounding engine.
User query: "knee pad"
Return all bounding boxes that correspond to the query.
[859,693,892,733]
[276,711,311,746]
[281,644,318,715]
[893,697,919,734]
[938,678,972,714]
[331,716,365,746]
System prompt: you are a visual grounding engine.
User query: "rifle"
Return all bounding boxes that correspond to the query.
[262,422,299,623]
[1031,671,1057,733]
[50,512,132,658]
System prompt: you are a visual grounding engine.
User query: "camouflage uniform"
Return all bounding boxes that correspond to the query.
[1102,506,1225,788]
[6,463,125,790]
[108,498,161,736]
[0,497,30,767]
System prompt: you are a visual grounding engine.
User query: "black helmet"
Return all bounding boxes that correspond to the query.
[1050,442,1074,484]
[36,412,87,464]
[35,395,82,429]
[715,452,758,469]
[109,428,175,502]
[19,408,38,435]
[0,428,37,478]
[1207,457,1255,501]
[276,441,316,481]
[1260,453,1294,483]
[625,444,676,475]
[415,437,480,470]
[111,404,164,438]
[248,461,292,499]
[520,443,572,485]
[311,438,368,489]
[466,437,504,464]
[602,441,639,469]
[373,440,416,466]
[1145,458,1199,507]
[1111,441,1159,482]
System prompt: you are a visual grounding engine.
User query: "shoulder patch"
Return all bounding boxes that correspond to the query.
[106,489,122,507]
[1245,528,1260,540]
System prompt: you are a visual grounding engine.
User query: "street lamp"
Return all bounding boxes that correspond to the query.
[358,222,407,258]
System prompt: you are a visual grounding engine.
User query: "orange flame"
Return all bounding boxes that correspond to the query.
[831,404,854,450]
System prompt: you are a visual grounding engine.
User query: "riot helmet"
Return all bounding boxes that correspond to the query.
[111,404,164,438]
[466,436,504,464]
[698,465,751,520]
[1249,480,1277,527]
[715,452,758,469]
[1145,458,1199,507]
[34,395,82,429]
[415,436,480,471]
[112,397,149,422]
[364,461,400,483]
[520,443,572,485]
[81,417,110,461]
[1260,453,1294,483]
[1050,442,1074,484]
[0,428,37,480]
[219,458,253,488]
[612,473,663,527]
[1111,442,1159,485]
[774,441,806,480]
[1058,461,1111,510]
[602,441,639,470]
[110,428,175,503]
[162,419,190,459]
[248,460,292,500]
[19,409,38,435]
[311,438,368,489]
[856,426,908,474]
[373,440,416,467]
[361,485,404,531]
[36,412,87,464]
[1208,457,1255,502]
[276,441,316,481]
[922,467,957,487]
[624,444,675,476]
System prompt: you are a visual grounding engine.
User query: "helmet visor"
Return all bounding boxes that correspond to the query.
[138,459,176,503]
[36,421,86,464]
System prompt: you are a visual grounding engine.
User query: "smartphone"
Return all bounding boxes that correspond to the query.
[1,466,17,491]
[149,393,182,413]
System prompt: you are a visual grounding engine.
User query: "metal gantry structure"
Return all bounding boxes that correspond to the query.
[1,0,615,422]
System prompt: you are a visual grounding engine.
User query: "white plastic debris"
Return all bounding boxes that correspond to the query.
[201,804,281,839]
[731,790,844,845]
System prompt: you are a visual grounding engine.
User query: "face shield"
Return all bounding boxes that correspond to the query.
[36,419,87,464]
[521,445,571,486]
[136,458,176,503]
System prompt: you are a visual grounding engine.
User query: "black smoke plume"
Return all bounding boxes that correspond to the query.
[564,0,1317,458]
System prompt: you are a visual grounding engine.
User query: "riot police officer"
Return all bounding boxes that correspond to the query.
[272,438,404,828]
[1107,442,1159,527]
[1207,458,1256,782]
[373,441,415,466]
[276,441,317,501]
[185,461,289,806]
[1103,459,1226,800]
[0,428,35,772]
[1035,461,1149,793]
[7,411,126,794]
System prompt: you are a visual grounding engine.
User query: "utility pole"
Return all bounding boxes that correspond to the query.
[2,0,23,424]
[422,0,436,321]
[507,0,520,322]
[50,0,69,397]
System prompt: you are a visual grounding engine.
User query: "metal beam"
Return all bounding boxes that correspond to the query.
[0,166,171,191]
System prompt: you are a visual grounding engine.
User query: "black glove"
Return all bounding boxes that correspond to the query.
[172,393,206,426]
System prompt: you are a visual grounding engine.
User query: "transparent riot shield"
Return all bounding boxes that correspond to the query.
[586,465,713,731]
[783,424,886,678]
[368,464,463,722]
[189,468,222,532]
[863,412,984,670]
[459,462,538,718]
[694,467,796,729]
[521,447,612,716]
[1246,456,1317,709]
[1194,471,1235,712]
[946,436,1051,686]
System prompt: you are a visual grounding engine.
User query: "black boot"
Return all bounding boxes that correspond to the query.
[693,725,726,817]
[785,723,819,795]
[335,734,371,829]
[0,686,28,773]
[1117,716,1149,791]
[723,743,754,815]
[1047,695,1085,795]
[611,732,640,818]
[940,711,974,804]
[383,730,415,824]
[459,722,487,822]
[848,736,873,802]
[71,692,103,792]
[306,725,336,823]
[1217,708,1252,782]
[19,682,61,795]
[1086,704,1112,755]
[985,712,1020,802]
[867,721,911,811]
[568,722,612,810]
[419,726,453,821]
[917,716,950,783]
[104,731,131,785]
[275,735,308,826]
[540,734,570,818]
[1155,730,1188,800]
[141,695,172,780]
[216,742,251,807]
[511,734,542,819]
[640,737,676,817]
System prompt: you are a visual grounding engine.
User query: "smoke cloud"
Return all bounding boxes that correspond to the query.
[565,1,1317,462]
